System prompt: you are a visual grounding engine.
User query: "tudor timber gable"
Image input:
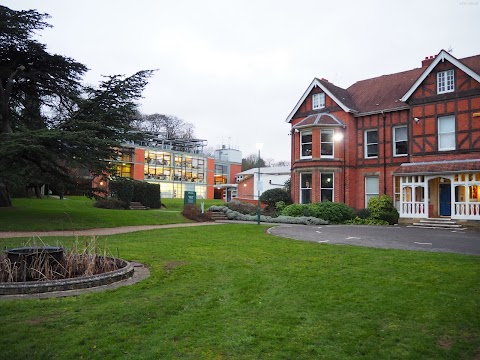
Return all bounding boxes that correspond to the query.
[286,50,480,221]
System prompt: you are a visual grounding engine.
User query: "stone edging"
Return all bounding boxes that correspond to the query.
[0,259,140,298]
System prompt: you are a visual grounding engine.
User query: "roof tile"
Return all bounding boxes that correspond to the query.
[393,160,480,175]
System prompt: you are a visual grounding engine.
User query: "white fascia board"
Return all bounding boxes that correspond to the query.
[401,50,480,102]
[285,78,353,123]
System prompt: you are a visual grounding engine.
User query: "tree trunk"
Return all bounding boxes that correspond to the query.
[0,183,12,207]
[34,185,42,199]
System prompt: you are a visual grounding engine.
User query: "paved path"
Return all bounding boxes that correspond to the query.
[268,224,480,255]
[0,222,221,238]
[1,221,478,255]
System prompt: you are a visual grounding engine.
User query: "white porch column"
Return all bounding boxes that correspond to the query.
[424,183,429,218]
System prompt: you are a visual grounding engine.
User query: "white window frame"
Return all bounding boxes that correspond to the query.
[364,129,378,159]
[438,115,456,151]
[300,173,312,204]
[320,129,334,158]
[393,125,408,156]
[320,173,334,202]
[365,176,379,207]
[312,93,325,110]
[300,131,312,159]
[437,69,454,94]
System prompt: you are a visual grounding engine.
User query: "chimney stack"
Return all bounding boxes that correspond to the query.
[422,55,436,67]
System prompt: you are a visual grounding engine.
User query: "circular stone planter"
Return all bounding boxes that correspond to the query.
[0,258,135,296]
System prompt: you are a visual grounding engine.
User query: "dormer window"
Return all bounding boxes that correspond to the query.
[437,69,454,94]
[312,93,325,110]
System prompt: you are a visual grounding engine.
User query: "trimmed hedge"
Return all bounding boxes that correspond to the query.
[208,206,328,225]
[281,202,355,224]
[109,179,134,207]
[109,178,161,209]
[133,181,161,209]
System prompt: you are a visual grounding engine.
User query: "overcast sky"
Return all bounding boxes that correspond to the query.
[4,0,479,162]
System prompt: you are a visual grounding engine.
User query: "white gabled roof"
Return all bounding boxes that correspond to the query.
[285,78,353,123]
[236,166,290,176]
[400,49,480,102]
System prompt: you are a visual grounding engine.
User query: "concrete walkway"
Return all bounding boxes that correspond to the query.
[0,222,222,238]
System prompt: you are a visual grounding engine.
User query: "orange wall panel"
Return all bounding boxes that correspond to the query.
[133,148,145,180]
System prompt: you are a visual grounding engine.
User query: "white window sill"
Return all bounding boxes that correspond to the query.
[437,89,455,94]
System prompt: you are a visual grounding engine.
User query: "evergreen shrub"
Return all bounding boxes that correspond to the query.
[133,181,161,209]
[367,195,399,224]
[259,188,292,208]
[109,178,133,207]
[281,202,355,224]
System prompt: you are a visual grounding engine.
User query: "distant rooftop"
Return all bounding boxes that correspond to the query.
[127,131,208,154]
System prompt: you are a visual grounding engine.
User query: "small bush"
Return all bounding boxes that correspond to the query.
[275,201,287,213]
[367,195,394,219]
[182,204,212,222]
[94,198,128,210]
[379,208,400,225]
[356,208,370,219]
[226,200,258,215]
[309,202,355,224]
[344,217,389,225]
[281,202,354,224]
[259,188,292,208]
[281,204,310,217]
[367,195,399,225]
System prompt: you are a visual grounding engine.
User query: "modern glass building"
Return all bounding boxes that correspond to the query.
[109,134,242,200]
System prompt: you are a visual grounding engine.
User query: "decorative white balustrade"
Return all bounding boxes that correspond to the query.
[453,202,480,219]
[401,202,426,217]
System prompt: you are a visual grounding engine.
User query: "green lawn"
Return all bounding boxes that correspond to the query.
[1,224,479,359]
[0,196,190,231]
[161,197,225,211]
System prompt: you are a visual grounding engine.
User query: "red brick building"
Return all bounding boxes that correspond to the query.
[286,50,480,221]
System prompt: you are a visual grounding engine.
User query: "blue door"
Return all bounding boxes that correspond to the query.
[439,184,451,216]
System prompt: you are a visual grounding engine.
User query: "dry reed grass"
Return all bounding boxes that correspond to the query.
[0,236,120,282]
